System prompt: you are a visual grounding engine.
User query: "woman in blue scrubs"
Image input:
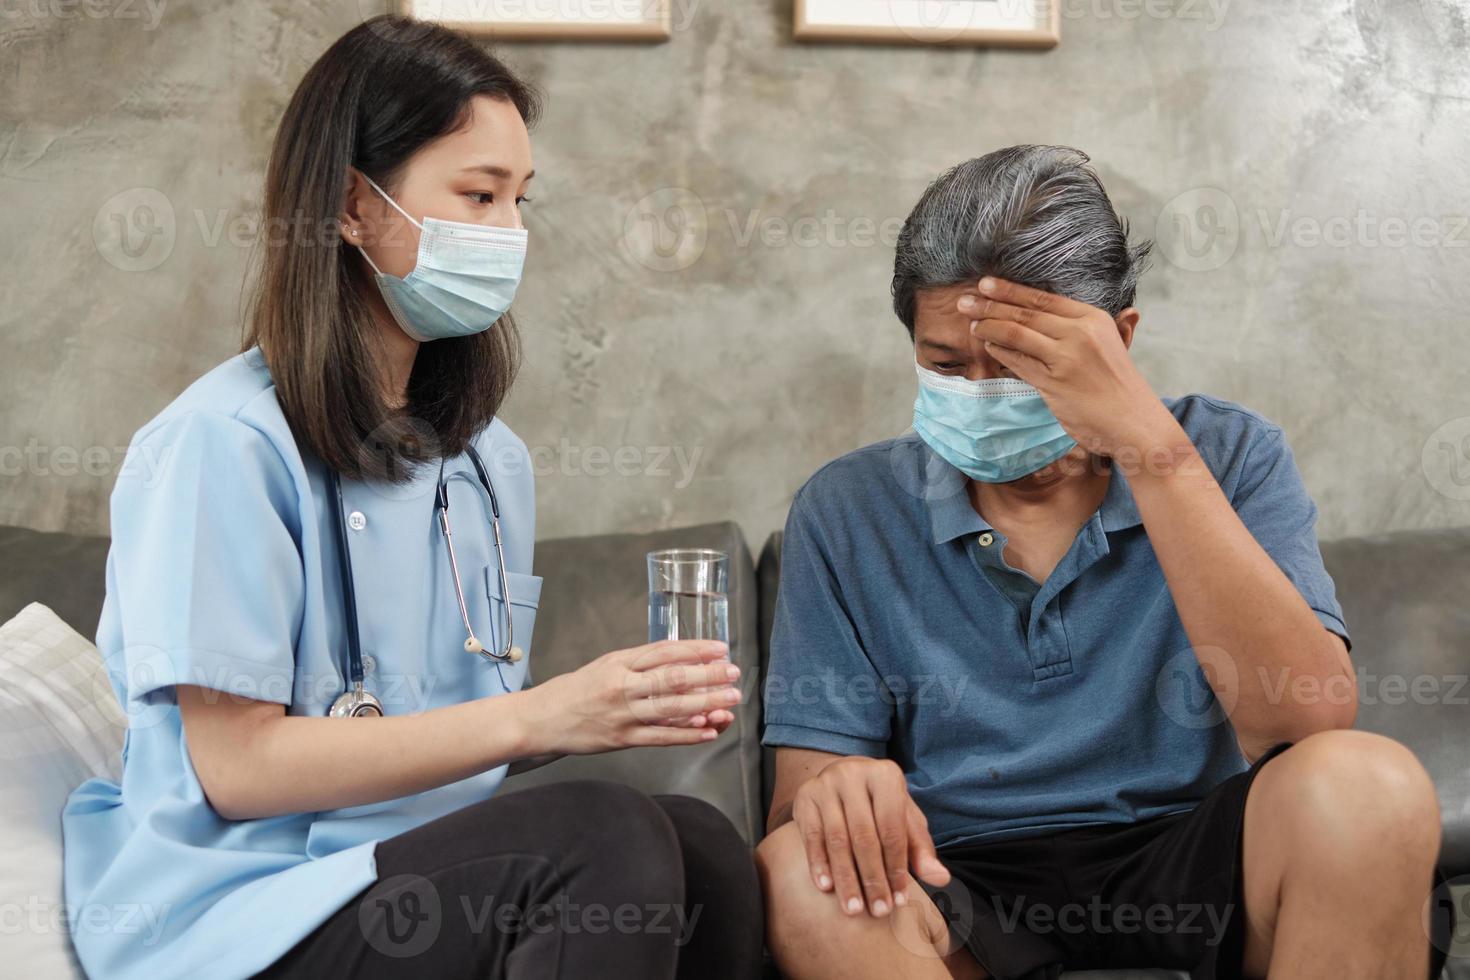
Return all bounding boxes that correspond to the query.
[61,16,761,980]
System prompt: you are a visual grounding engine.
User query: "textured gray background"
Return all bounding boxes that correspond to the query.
[2,0,1469,551]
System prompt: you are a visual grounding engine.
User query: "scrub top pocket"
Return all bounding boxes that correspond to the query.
[480,567,542,692]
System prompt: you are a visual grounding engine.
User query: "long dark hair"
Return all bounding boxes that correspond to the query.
[243,15,541,482]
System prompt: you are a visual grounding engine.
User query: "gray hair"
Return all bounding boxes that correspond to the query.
[891,145,1152,335]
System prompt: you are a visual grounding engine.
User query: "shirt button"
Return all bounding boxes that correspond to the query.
[347,511,367,531]
[978,532,994,547]
[362,654,377,675]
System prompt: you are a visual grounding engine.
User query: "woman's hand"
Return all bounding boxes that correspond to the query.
[958,276,1183,460]
[523,639,742,756]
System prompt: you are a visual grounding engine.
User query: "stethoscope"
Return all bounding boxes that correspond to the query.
[327,445,523,718]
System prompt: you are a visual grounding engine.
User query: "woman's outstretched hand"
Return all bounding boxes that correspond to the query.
[524,639,741,756]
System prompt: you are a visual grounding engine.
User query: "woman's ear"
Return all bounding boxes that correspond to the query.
[1115,308,1141,349]
[338,168,372,247]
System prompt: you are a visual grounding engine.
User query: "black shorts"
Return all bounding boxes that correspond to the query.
[920,742,1455,980]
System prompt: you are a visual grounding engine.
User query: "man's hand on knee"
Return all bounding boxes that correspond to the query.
[787,757,950,918]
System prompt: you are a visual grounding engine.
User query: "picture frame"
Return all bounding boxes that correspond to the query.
[794,0,1060,49]
[397,0,672,42]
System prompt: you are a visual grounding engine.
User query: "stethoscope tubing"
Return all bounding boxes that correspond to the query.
[435,446,518,663]
[331,466,367,688]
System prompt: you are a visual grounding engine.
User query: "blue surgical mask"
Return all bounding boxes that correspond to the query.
[357,173,527,342]
[912,360,1077,483]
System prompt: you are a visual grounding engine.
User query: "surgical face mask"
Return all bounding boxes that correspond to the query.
[356,173,528,342]
[911,360,1077,483]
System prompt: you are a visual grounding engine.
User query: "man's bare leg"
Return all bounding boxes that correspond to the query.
[1238,730,1442,979]
[757,821,987,980]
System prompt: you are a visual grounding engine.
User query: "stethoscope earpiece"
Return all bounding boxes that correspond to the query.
[464,636,484,655]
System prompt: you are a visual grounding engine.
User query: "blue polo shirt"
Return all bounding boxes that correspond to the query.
[762,394,1349,848]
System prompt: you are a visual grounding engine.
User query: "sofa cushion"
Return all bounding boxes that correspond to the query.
[498,521,766,844]
[0,602,127,979]
[1320,526,1470,875]
[0,525,111,641]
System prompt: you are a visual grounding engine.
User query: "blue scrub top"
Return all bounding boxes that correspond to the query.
[762,394,1349,849]
[62,348,541,980]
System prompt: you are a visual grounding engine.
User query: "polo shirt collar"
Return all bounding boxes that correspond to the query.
[918,440,1144,543]
[929,479,990,542]
[1098,462,1143,532]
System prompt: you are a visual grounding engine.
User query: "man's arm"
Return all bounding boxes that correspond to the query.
[964,276,1357,761]
[767,746,841,831]
[1123,428,1355,758]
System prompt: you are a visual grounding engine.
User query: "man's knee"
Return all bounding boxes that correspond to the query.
[757,823,980,977]
[757,823,840,943]
[756,823,811,912]
[1258,730,1441,860]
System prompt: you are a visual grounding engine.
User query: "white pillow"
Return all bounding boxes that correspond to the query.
[0,602,126,980]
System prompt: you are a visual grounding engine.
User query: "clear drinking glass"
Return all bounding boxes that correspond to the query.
[647,549,730,644]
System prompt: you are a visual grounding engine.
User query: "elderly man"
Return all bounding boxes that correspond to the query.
[757,145,1451,980]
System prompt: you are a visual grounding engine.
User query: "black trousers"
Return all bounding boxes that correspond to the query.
[254,780,764,980]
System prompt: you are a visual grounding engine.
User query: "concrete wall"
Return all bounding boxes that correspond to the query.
[3,0,1469,551]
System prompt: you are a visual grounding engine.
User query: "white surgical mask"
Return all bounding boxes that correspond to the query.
[912,360,1077,483]
[357,173,527,342]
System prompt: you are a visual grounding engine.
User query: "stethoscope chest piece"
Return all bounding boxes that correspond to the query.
[329,682,385,718]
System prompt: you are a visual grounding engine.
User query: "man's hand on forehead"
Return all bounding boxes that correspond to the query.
[953,276,1179,459]
[959,277,1096,329]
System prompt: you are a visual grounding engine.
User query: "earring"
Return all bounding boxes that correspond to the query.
[350,229,359,237]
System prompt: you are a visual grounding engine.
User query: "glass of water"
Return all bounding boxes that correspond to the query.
[647,549,729,645]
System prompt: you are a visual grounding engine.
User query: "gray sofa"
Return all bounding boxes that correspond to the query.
[2,520,1467,978]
